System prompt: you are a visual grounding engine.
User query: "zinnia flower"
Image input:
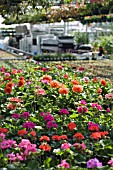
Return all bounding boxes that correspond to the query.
[72,85,83,93]
[100,79,107,86]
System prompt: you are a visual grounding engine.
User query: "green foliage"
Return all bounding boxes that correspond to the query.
[74,32,89,45]
[93,35,113,54]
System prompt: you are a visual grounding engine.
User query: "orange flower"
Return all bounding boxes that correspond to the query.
[97,88,102,93]
[42,75,52,82]
[39,144,51,151]
[4,87,12,94]
[67,122,76,131]
[30,131,36,137]
[50,80,60,88]
[0,128,8,133]
[72,85,83,93]
[18,130,28,136]
[18,80,24,87]
[100,79,107,86]
[52,135,60,140]
[58,87,69,95]
[39,135,50,141]
[6,81,14,88]
[73,133,84,140]
[71,80,79,85]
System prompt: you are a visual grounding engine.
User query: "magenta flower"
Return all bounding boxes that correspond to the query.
[40,112,45,116]
[0,139,16,149]
[58,160,70,169]
[22,121,36,129]
[87,158,102,168]
[108,158,113,167]
[59,109,69,115]
[106,108,111,113]
[91,103,102,111]
[46,121,58,129]
[77,106,88,113]
[22,112,30,119]
[80,100,87,105]
[12,113,20,119]
[44,113,54,121]
[61,143,71,150]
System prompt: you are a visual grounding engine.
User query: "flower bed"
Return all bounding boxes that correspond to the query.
[0,60,113,169]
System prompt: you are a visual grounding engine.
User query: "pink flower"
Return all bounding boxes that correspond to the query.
[108,158,113,167]
[61,143,71,150]
[7,152,17,161]
[58,160,70,169]
[4,72,11,76]
[0,133,6,140]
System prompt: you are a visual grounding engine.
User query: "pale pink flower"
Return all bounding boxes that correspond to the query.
[36,89,46,95]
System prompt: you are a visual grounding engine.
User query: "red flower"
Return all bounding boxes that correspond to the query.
[52,135,60,141]
[9,97,22,103]
[7,104,16,110]
[39,135,50,141]
[0,128,8,133]
[92,77,98,83]
[18,130,28,136]
[30,131,36,137]
[100,79,107,86]
[39,144,51,151]
[89,126,99,132]
[90,132,101,140]
[67,122,76,131]
[18,80,24,87]
[73,133,84,140]
[59,135,68,140]
[42,75,52,82]
[4,87,12,94]
[6,81,14,88]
